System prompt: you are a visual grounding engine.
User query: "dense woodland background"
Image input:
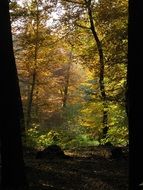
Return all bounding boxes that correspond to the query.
[9,0,128,149]
[0,0,130,189]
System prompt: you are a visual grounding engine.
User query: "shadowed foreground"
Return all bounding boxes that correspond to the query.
[24,146,128,190]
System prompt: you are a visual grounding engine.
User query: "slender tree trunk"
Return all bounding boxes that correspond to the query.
[26,1,39,128]
[0,0,28,188]
[26,70,36,127]
[62,51,72,108]
[85,0,108,139]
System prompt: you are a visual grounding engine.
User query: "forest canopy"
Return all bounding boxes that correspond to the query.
[10,0,128,149]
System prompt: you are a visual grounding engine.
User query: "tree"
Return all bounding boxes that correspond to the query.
[94,0,128,141]
[12,0,58,128]
[9,0,128,147]
[0,0,27,189]
[84,0,108,140]
[59,0,108,139]
[58,0,128,144]
[25,0,40,128]
[128,0,143,188]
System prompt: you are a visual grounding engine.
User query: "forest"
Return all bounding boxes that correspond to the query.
[0,0,129,189]
[11,0,128,149]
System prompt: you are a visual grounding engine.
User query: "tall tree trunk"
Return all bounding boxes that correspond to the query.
[26,70,36,128]
[125,78,129,118]
[62,51,72,108]
[0,0,28,188]
[85,0,108,140]
[128,0,143,187]
[26,1,39,128]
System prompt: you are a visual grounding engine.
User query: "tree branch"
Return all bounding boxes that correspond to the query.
[75,22,90,29]
[62,0,85,5]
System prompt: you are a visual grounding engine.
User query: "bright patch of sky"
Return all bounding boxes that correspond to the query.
[46,3,65,27]
[17,0,25,7]
[17,0,65,27]
[16,0,98,27]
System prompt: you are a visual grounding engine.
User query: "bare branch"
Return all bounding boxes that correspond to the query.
[62,0,85,5]
[75,23,90,29]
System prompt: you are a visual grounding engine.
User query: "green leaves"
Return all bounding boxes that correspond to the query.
[12,0,128,148]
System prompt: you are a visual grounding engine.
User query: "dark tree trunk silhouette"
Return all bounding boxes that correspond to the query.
[125,77,129,118]
[85,0,108,140]
[128,0,143,189]
[0,0,27,189]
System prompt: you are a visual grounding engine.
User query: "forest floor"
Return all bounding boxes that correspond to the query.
[24,146,129,190]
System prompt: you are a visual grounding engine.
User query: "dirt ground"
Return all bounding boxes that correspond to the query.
[24,146,128,190]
